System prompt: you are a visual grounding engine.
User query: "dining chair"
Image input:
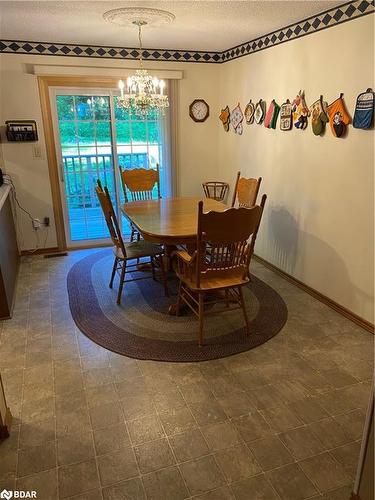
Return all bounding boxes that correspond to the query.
[202,181,229,202]
[231,171,262,208]
[120,165,161,242]
[95,180,168,304]
[172,195,267,345]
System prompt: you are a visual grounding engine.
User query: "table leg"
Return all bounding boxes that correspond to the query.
[164,244,177,272]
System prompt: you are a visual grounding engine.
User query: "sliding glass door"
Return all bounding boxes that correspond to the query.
[50,87,171,247]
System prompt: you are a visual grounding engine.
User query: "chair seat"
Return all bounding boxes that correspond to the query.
[176,268,249,292]
[113,241,163,260]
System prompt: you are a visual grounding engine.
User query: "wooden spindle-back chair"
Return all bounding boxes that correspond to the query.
[95,180,168,304]
[121,165,161,202]
[231,171,262,208]
[202,181,229,202]
[173,194,267,345]
[121,165,161,242]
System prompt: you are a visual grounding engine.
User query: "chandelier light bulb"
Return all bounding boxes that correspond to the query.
[118,79,125,98]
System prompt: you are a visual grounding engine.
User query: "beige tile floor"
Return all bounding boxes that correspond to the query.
[0,249,373,500]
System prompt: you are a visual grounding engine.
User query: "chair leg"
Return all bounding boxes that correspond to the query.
[117,261,126,305]
[225,289,230,308]
[109,258,118,289]
[198,293,204,347]
[136,232,141,263]
[151,257,156,281]
[175,280,183,316]
[159,255,169,297]
[238,286,250,335]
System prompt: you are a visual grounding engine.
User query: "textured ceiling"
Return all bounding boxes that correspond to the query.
[0,1,341,52]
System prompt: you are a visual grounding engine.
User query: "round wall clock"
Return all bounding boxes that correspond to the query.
[189,99,210,122]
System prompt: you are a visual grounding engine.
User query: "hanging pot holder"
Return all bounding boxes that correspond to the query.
[280,100,293,131]
[353,88,374,129]
[219,106,231,132]
[244,100,255,124]
[270,102,280,129]
[254,100,265,124]
[309,96,329,136]
[292,90,309,130]
[264,101,275,128]
[230,103,244,135]
[327,93,351,138]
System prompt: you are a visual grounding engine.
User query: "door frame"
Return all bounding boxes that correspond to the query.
[38,76,121,251]
[38,75,177,251]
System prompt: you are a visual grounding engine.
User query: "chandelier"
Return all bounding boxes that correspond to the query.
[117,21,169,117]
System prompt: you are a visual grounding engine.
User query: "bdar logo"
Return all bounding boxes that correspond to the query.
[0,490,13,500]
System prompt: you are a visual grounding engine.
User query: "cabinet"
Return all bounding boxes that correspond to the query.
[0,185,19,319]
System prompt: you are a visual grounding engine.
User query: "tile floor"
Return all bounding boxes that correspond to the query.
[0,249,373,500]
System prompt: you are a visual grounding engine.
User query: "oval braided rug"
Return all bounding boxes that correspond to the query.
[67,249,288,362]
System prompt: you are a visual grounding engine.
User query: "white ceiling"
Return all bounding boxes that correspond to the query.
[0,1,341,52]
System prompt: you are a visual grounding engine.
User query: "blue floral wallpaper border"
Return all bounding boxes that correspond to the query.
[0,0,373,64]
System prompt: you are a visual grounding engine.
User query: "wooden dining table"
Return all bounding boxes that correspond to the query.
[122,196,230,314]
[121,196,229,248]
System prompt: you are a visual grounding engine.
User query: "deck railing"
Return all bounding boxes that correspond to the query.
[63,152,148,209]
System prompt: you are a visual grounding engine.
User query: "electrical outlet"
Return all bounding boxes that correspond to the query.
[32,218,41,230]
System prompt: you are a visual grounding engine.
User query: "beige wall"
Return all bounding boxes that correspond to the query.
[217,15,374,323]
[0,55,220,249]
[0,14,374,323]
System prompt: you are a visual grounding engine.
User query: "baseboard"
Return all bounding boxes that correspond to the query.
[67,243,111,251]
[20,246,59,256]
[253,254,374,334]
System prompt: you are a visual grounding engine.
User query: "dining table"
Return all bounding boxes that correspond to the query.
[121,196,229,249]
[122,197,230,314]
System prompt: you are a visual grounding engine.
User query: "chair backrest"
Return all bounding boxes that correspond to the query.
[195,194,267,287]
[95,180,126,257]
[202,181,229,202]
[231,171,262,208]
[121,165,161,202]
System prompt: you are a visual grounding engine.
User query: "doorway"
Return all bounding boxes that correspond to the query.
[50,87,171,247]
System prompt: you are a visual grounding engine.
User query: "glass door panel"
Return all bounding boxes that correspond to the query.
[55,92,118,245]
[113,97,165,229]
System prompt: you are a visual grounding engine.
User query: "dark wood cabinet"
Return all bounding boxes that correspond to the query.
[0,185,19,319]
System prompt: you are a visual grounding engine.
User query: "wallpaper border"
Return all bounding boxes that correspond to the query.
[0,0,373,64]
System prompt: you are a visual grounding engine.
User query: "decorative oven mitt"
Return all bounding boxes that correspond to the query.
[292,90,309,130]
[353,88,374,129]
[326,94,351,137]
[230,103,244,135]
[280,100,293,131]
[309,96,329,136]
[244,100,255,124]
[270,101,280,129]
[254,99,265,124]
[219,106,230,132]
[264,101,275,128]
